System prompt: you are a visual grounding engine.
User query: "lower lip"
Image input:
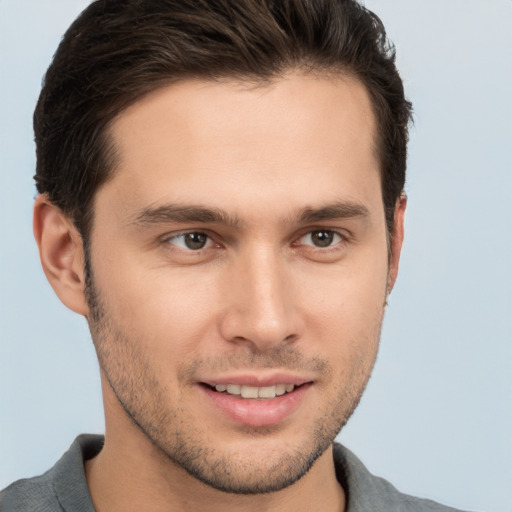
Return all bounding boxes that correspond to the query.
[200,384,311,427]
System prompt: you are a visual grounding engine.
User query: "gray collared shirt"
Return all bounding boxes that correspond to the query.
[0,435,472,511]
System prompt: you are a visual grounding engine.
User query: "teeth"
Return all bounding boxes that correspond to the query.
[275,384,286,396]
[214,383,297,398]
[226,384,241,394]
[258,386,277,398]
[241,385,259,398]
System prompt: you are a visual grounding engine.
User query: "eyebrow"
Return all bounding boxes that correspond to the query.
[297,201,370,224]
[130,200,370,229]
[130,205,241,228]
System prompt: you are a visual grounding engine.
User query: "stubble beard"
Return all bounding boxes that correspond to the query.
[84,259,381,495]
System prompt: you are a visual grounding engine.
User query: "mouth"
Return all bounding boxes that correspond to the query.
[199,379,312,427]
[203,383,302,399]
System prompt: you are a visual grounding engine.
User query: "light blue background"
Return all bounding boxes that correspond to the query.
[1,1,511,511]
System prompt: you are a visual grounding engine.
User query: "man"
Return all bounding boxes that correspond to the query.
[0,1,475,511]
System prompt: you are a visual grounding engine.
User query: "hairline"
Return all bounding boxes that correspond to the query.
[80,67,394,246]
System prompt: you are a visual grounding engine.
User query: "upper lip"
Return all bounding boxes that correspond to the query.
[200,372,314,388]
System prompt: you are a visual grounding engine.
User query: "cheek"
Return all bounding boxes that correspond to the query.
[93,254,221,359]
[302,254,388,323]
[91,233,388,367]
[299,255,387,359]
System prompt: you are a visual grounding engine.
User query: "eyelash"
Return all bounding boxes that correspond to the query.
[164,231,218,251]
[294,230,345,249]
[162,228,348,253]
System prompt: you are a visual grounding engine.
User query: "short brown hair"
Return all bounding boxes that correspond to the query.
[34,0,412,240]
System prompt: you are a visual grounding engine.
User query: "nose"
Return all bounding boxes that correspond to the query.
[218,246,303,351]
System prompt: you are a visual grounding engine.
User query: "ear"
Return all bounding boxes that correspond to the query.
[387,194,407,294]
[33,195,89,316]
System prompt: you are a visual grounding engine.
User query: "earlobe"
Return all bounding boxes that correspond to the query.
[387,194,407,294]
[33,195,89,316]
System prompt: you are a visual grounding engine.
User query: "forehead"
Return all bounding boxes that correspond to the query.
[100,73,380,222]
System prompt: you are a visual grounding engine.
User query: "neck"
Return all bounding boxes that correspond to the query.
[85,428,345,512]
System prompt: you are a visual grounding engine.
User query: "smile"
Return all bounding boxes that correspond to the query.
[213,383,296,399]
[201,381,312,427]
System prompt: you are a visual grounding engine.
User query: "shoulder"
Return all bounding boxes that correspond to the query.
[0,434,103,512]
[333,443,473,512]
[0,472,62,512]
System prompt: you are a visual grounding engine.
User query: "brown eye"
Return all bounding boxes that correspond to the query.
[184,232,208,250]
[167,232,211,250]
[299,230,342,248]
[311,231,335,247]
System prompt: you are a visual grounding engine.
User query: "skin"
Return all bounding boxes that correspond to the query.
[34,72,405,512]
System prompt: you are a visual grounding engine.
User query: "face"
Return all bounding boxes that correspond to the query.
[85,73,400,493]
